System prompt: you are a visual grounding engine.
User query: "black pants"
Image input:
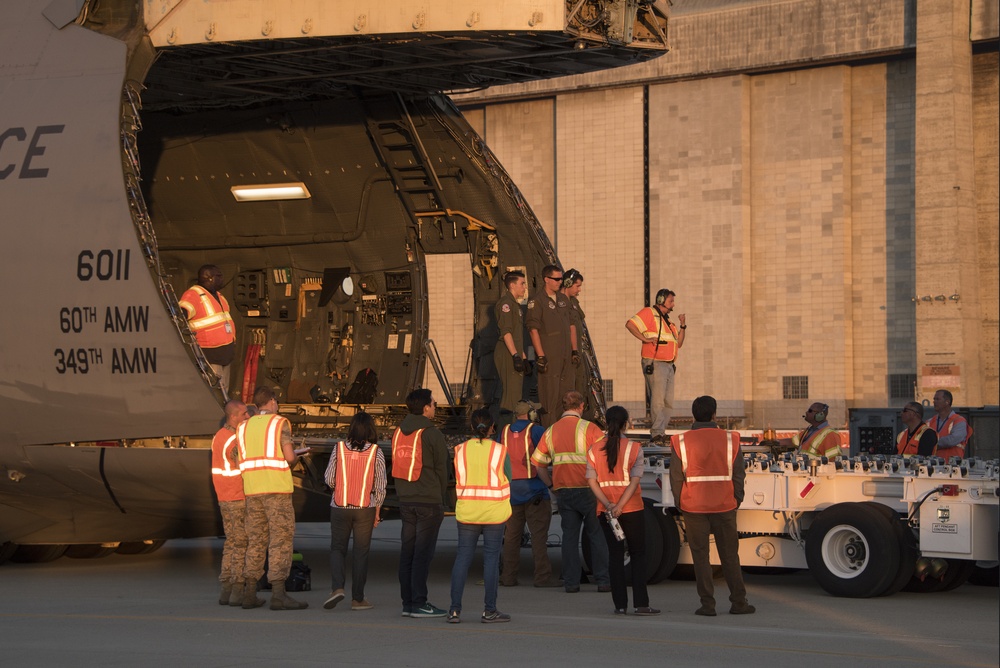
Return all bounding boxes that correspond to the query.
[599,509,649,610]
[398,504,444,610]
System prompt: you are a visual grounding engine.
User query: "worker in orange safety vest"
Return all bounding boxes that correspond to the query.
[927,390,973,460]
[179,264,237,396]
[897,401,937,457]
[211,399,250,606]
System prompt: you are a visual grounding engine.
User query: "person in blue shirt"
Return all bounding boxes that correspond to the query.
[499,401,561,588]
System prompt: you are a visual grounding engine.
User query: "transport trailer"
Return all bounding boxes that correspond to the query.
[642,453,999,597]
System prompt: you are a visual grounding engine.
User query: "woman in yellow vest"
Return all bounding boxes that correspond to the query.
[448,408,513,624]
[587,406,660,615]
[322,412,387,611]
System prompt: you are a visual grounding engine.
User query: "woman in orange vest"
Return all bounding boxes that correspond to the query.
[587,406,660,616]
[448,408,513,624]
[322,412,387,611]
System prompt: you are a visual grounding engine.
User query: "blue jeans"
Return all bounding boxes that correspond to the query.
[398,504,444,609]
[450,522,505,613]
[644,359,675,437]
[329,506,376,601]
[556,487,609,587]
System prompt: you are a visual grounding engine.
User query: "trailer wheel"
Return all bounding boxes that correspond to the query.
[861,502,917,597]
[10,544,69,563]
[805,502,900,598]
[939,559,974,591]
[116,540,166,555]
[649,505,681,584]
[968,563,999,587]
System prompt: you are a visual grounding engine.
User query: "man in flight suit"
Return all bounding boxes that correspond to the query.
[526,266,578,427]
[559,269,591,416]
[494,271,528,428]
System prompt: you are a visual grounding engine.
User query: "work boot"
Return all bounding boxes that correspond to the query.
[218,582,233,606]
[270,582,308,610]
[228,580,243,607]
[241,580,265,609]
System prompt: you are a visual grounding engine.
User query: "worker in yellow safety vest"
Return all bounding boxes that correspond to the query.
[447,408,512,624]
[237,386,310,611]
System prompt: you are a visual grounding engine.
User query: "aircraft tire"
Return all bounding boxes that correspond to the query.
[805,502,900,598]
[10,544,69,563]
[116,540,166,555]
[65,544,117,559]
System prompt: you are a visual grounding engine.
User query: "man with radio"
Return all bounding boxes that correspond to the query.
[784,402,842,459]
[625,289,686,445]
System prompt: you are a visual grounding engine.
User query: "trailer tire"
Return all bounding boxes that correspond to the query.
[861,502,917,597]
[939,559,974,591]
[805,502,900,598]
[968,563,999,587]
[649,506,681,583]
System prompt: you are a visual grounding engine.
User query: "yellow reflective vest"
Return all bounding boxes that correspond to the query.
[454,438,512,525]
[237,414,292,495]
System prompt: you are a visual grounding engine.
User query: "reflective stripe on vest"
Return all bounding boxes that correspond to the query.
[798,427,840,458]
[897,423,933,457]
[454,438,512,525]
[589,438,644,515]
[334,441,378,508]
[632,307,678,362]
[211,428,244,502]
[502,425,536,480]
[673,430,739,513]
[179,285,235,348]
[237,414,292,495]
[391,428,424,481]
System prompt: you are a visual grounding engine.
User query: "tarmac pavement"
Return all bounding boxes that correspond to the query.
[1,518,997,667]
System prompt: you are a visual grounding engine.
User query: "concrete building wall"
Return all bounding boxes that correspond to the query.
[648,75,751,420]
[973,51,1000,403]
[553,88,646,414]
[455,0,999,426]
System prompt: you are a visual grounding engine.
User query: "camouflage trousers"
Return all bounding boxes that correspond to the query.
[244,493,295,585]
[218,499,249,584]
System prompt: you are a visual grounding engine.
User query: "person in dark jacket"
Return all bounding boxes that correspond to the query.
[393,388,450,618]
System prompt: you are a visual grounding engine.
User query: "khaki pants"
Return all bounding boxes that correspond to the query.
[501,497,553,586]
[684,509,748,610]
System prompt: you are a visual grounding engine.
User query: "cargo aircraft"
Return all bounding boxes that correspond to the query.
[0,0,668,562]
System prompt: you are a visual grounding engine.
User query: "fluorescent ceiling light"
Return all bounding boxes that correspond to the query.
[231,182,311,202]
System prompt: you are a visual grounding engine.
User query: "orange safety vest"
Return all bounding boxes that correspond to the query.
[532,415,604,489]
[926,412,972,460]
[796,426,842,459]
[333,441,378,508]
[897,423,935,457]
[588,436,644,515]
[211,427,244,502]
[237,414,292,495]
[671,429,740,514]
[501,425,536,480]
[630,306,679,362]
[179,285,235,349]
[454,438,512,524]
[391,428,424,482]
